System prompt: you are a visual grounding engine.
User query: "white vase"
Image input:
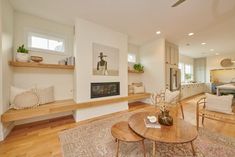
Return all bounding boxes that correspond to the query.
[16,53,30,62]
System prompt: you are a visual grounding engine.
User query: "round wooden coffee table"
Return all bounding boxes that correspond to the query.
[111,121,146,157]
[128,112,198,156]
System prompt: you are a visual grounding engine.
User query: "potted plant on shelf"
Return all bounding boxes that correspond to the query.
[16,44,30,62]
[133,63,144,72]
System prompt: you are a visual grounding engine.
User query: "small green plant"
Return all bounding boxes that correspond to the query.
[185,73,192,81]
[17,44,29,53]
[133,63,144,72]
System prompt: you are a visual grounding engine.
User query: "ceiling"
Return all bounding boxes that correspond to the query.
[9,0,235,58]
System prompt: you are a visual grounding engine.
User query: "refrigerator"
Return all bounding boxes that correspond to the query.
[170,68,181,91]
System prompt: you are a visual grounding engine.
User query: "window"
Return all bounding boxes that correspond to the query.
[128,53,136,63]
[179,62,193,82]
[27,32,66,53]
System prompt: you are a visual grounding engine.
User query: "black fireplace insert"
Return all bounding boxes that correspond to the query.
[91,82,120,98]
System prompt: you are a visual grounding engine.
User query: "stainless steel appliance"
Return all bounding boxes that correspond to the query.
[170,68,181,91]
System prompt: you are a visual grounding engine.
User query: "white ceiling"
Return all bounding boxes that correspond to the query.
[9,0,235,58]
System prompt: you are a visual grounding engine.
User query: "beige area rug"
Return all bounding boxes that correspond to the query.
[59,110,235,157]
[185,95,206,106]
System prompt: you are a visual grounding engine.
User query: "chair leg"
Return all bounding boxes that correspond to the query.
[202,114,205,125]
[180,103,184,119]
[116,139,120,157]
[141,140,146,157]
[196,114,199,130]
[190,141,196,156]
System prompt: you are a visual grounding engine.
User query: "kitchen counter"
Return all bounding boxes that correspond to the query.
[181,83,206,100]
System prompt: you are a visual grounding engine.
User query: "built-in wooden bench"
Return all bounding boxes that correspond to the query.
[1,93,151,123]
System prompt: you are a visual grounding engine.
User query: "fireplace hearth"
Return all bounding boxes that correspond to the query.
[91,82,120,98]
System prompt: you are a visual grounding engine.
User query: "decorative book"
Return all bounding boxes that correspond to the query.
[144,118,161,128]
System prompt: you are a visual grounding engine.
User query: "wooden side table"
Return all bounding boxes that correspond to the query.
[111,121,146,157]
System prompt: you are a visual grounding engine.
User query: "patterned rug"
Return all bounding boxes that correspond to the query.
[59,110,235,157]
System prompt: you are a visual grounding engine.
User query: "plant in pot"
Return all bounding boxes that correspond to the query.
[133,63,144,72]
[185,73,192,83]
[16,44,30,62]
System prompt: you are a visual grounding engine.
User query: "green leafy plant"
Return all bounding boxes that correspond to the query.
[17,44,29,53]
[185,73,192,81]
[133,63,144,72]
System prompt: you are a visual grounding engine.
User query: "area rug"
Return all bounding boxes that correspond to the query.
[59,110,235,157]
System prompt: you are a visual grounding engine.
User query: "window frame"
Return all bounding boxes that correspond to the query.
[179,62,194,83]
[128,53,137,63]
[25,28,69,56]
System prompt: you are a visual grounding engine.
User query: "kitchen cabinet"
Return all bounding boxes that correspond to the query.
[181,83,206,100]
[165,41,179,90]
[165,41,179,67]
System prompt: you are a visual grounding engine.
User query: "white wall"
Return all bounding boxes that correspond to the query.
[14,11,74,63]
[0,0,3,141]
[0,0,14,141]
[73,18,128,121]
[179,54,194,65]
[207,52,235,82]
[139,38,166,93]
[12,12,74,100]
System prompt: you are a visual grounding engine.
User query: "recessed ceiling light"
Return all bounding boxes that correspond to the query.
[215,53,219,55]
[188,33,194,36]
[210,49,214,51]
[156,31,161,35]
[201,42,206,45]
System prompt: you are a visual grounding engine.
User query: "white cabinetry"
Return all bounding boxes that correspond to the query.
[181,83,206,100]
[165,41,179,90]
[165,41,179,66]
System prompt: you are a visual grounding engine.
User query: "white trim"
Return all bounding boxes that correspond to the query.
[24,27,69,56]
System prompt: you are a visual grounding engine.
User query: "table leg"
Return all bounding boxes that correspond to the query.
[141,140,146,157]
[152,141,156,157]
[116,139,120,157]
[190,141,196,156]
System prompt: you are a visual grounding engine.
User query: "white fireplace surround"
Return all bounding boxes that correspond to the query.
[73,18,128,122]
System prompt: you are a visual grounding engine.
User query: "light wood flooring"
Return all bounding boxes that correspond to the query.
[0,96,234,157]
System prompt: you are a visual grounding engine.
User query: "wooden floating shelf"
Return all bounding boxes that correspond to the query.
[128,70,144,74]
[9,61,75,70]
[1,93,151,122]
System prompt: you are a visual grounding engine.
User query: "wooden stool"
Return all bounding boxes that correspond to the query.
[111,121,146,157]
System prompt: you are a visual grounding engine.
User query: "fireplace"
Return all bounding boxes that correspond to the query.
[91,82,120,98]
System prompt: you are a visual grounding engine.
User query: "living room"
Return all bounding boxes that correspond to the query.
[0,0,235,157]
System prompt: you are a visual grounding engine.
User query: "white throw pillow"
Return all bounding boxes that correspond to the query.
[165,89,180,103]
[133,86,145,94]
[206,93,233,114]
[32,86,55,105]
[11,91,39,109]
[10,86,28,105]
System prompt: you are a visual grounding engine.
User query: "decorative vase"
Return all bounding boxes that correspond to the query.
[158,110,173,126]
[16,52,30,62]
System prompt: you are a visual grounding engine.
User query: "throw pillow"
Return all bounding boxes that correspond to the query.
[33,86,55,105]
[10,86,28,105]
[165,89,180,103]
[206,93,233,114]
[132,82,143,87]
[133,86,145,94]
[11,91,39,109]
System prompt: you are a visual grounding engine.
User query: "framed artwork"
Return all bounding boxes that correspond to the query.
[93,43,119,76]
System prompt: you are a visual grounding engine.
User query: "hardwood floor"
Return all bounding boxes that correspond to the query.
[0,97,234,157]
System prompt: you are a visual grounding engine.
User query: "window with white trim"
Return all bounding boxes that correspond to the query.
[27,32,66,54]
[128,53,136,63]
[179,62,193,82]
